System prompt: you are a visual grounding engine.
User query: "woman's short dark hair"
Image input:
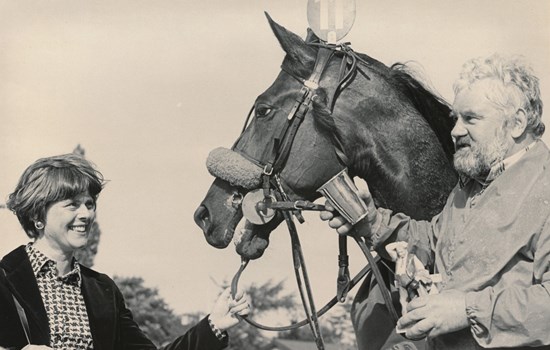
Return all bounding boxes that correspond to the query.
[6,154,105,238]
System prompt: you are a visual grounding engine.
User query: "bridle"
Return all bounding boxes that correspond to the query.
[229,41,399,350]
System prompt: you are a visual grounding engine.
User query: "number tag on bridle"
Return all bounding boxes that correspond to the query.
[307,0,356,43]
[242,189,277,225]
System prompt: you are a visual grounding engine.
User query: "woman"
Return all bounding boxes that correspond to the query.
[0,154,249,350]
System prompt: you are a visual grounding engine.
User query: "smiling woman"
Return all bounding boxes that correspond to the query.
[0,154,250,350]
[6,155,103,261]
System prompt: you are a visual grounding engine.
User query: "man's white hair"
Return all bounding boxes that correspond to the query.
[454,53,544,137]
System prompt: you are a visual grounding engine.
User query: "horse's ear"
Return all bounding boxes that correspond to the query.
[264,12,316,63]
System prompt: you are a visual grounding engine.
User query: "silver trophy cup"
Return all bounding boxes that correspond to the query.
[317,168,368,225]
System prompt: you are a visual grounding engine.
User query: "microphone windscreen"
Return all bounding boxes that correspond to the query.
[206,147,263,189]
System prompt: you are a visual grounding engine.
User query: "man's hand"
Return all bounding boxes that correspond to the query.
[209,288,250,331]
[319,177,378,235]
[397,289,469,340]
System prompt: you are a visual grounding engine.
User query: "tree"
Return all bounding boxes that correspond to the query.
[71,144,102,267]
[206,279,358,350]
[278,295,357,350]
[188,279,296,350]
[320,297,357,349]
[227,280,295,349]
[73,220,101,267]
[113,276,188,347]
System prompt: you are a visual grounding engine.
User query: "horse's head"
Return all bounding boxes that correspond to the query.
[194,14,457,260]
[194,14,347,259]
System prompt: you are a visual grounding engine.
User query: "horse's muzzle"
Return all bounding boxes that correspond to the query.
[193,205,210,234]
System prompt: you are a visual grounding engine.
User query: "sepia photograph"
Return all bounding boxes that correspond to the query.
[1,1,550,349]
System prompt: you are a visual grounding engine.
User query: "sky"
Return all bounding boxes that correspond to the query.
[1,0,550,319]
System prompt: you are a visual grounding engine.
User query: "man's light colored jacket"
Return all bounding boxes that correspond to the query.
[373,141,550,349]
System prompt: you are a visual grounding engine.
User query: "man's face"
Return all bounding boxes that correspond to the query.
[451,79,513,179]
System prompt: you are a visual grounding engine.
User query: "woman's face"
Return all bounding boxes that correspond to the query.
[41,191,96,254]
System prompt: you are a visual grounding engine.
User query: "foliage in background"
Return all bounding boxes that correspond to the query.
[73,145,102,267]
[74,220,101,267]
[209,279,357,350]
[113,276,188,347]
[278,295,357,350]
[223,280,294,349]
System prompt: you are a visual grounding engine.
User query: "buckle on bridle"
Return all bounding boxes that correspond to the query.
[263,164,273,176]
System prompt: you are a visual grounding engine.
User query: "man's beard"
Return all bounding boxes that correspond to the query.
[453,128,510,179]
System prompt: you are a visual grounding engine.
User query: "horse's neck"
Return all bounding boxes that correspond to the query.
[357,141,456,220]
[338,78,457,219]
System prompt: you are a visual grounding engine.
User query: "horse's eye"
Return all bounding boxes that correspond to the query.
[255,105,272,118]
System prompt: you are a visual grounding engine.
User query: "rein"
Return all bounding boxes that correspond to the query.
[229,42,398,349]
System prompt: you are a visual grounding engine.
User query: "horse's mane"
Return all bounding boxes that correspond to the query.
[281,50,456,161]
[385,62,455,160]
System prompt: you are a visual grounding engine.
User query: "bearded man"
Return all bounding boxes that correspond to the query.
[321,54,550,349]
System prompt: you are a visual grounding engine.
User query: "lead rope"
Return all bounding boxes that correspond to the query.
[229,213,326,349]
[229,178,326,348]
[230,249,383,330]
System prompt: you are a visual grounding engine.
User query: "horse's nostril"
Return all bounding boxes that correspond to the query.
[193,205,210,231]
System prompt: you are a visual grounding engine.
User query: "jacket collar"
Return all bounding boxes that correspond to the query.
[0,245,50,344]
[459,140,539,188]
[484,140,538,184]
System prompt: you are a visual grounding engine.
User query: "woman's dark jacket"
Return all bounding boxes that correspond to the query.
[0,246,227,350]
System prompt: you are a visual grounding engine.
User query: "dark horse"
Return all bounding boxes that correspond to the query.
[194,14,457,349]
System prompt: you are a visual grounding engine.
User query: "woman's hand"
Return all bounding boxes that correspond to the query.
[22,346,53,349]
[209,288,250,331]
[319,177,379,236]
